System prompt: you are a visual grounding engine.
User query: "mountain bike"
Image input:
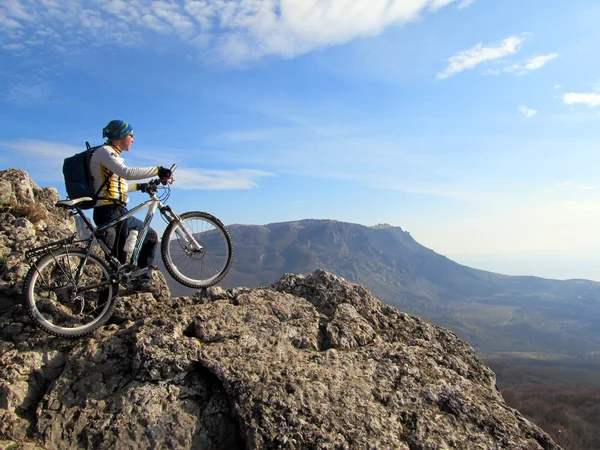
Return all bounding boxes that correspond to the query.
[22,166,234,337]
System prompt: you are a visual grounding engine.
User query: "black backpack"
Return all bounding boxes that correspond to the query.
[62,142,109,209]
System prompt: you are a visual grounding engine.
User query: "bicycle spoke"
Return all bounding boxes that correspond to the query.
[23,247,117,337]
[161,212,233,288]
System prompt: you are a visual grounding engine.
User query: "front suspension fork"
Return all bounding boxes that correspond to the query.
[160,207,204,252]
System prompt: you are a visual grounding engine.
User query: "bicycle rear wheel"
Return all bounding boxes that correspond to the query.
[161,211,233,288]
[22,247,118,337]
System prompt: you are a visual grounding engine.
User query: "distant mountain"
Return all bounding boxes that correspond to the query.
[165,219,600,360]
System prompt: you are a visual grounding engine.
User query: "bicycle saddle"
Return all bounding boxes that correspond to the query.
[56,198,94,208]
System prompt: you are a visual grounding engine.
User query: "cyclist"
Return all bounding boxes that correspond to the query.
[90,119,173,289]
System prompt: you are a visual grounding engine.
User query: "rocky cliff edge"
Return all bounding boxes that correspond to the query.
[0,169,559,449]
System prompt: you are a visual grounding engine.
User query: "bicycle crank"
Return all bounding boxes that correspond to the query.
[117,264,152,289]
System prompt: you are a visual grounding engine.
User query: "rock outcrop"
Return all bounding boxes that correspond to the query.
[0,169,560,449]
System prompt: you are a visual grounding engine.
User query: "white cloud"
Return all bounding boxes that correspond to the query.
[427,0,476,11]
[173,168,274,190]
[78,9,106,29]
[457,0,476,8]
[141,12,173,34]
[0,14,22,29]
[523,53,559,71]
[506,52,559,75]
[0,139,79,159]
[151,1,195,35]
[3,0,31,21]
[2,42,25,50]
[6,81,54,105]
[562,92,600,107]
[0,0,477,64]
[102,0,130,16]
[437,35,526,80]
[518,106,537,119]
[429,0,461,12]
[0,139,80,182]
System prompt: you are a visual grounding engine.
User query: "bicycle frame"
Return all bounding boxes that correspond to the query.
[25,176,207,295]
[80,197,159,268]
[75,191,203,273]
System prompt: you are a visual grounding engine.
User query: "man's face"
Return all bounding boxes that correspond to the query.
[116,133,134,151]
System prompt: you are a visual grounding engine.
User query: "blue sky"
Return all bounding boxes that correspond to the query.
[2,0,600,281]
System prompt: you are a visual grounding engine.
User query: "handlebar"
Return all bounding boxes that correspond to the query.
[140,164,177,194]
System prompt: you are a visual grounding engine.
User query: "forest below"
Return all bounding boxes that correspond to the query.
[489,359,600,449]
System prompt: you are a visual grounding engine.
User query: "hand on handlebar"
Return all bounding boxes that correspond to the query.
[157,166,174,185]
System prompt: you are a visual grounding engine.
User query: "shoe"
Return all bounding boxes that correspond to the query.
[134,277,153,292]
[119,279,154,295]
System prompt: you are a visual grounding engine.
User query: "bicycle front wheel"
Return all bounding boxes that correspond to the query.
[22,247,118,337]
[161,211,233,288]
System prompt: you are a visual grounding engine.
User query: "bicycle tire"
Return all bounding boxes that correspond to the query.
[22,247,118,337]
[161,211,233,288]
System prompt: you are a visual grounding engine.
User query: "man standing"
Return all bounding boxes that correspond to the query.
[90,119,172,288]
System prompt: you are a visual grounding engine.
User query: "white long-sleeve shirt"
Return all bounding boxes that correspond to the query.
[89,144,157,206]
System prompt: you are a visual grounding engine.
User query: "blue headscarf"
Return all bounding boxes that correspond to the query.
[102,120,133,140]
